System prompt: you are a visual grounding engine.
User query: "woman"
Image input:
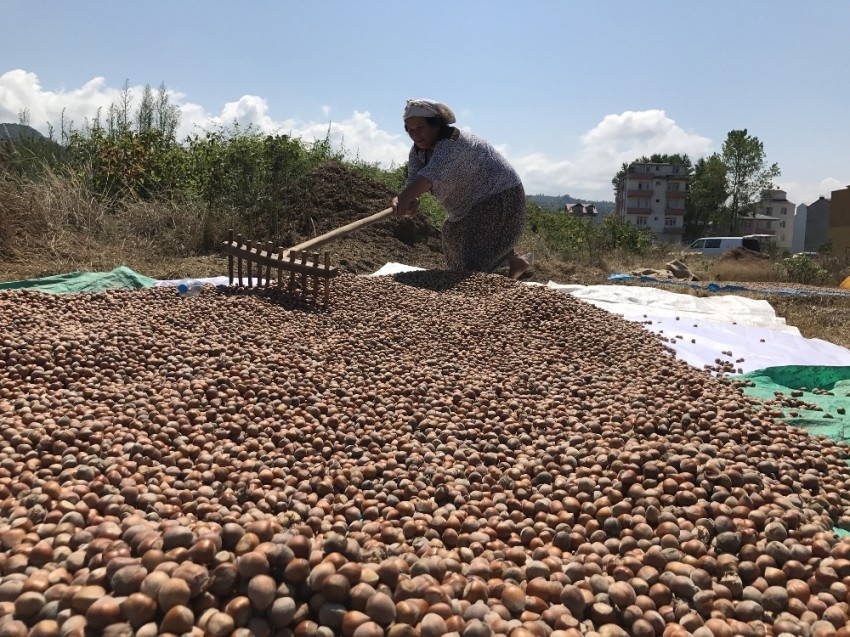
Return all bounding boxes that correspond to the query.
[392,98,531,279]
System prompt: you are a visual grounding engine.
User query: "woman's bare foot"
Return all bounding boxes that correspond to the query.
[508,253,532,280]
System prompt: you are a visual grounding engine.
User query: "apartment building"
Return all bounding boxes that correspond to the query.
[829,186,850,258]
[614,162,687,243]
[754,189,795,251]
[805,196,831,252]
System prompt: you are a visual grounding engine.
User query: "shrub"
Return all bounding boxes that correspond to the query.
[781,253,829,285]
[525,206,654,262]
[599,214,654,254]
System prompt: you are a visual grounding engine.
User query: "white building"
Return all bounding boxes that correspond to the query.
[614,162,688,244]
[755,189,796,252]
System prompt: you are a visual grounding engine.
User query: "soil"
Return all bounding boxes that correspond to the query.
[271,160,445,275]
[272,160,554,280]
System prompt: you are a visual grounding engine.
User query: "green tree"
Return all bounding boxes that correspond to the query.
[137,84,155,133]
[63,82,188,202]
[721,129,780,233]
[684,154,728,241]
[155,82,181,139]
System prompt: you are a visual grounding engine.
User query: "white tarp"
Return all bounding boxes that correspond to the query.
[368,262,850,373]
[155,276,264,288]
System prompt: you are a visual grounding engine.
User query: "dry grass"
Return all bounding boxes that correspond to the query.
[694,251,850,349]
[709,257,781,282]
[764,295,850,351]
[0,169,233,281]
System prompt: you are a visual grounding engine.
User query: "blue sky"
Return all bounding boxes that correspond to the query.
[1,1,848,205]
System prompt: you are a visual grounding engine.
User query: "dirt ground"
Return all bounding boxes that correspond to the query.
[263,160,580,283]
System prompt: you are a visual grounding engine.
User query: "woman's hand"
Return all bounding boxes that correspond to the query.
[394,194,419,217]
[394,177,432,217]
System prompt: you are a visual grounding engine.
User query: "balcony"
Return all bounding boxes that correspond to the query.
[626,206,651,214]
[666,191,687,199]
[627,189,653,198]
[662,226,684,235]
[664,209,686,216]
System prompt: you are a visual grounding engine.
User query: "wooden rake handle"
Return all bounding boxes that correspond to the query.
[283,207,395,257]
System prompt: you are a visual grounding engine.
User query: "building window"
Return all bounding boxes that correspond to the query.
[766,207,772,215]
[669,182,680,192]
[665,217,677,227]
[781,207,787,215]
[636,217,647,226]
[780,220,786,228]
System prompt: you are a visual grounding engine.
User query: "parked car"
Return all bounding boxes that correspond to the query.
[684,236,762,257]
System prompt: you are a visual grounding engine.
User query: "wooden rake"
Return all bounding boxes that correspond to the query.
[221,207,394,305]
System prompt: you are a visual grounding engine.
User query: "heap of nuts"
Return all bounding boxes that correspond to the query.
[0,271,849,637]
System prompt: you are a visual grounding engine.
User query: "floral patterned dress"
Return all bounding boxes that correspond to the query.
[406,130,526,272]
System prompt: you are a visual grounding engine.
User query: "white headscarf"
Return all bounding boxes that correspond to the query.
[403,99,456,125]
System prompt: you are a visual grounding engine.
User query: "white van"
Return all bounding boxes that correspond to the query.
[685,236,762,257]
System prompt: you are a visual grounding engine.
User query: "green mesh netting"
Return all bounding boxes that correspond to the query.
[738,366,850,442]
[737,365,850,536]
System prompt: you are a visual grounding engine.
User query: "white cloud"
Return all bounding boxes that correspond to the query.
[284,111,410,167]
[509,109,713,200]
[0,70,118,133]
[0,69,196,137]
[508,151,579,197]
[778,177,849,207]
[580,109,713,165]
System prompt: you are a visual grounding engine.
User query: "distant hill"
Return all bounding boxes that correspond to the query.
[0,123,47,143]
[527,193,615,215]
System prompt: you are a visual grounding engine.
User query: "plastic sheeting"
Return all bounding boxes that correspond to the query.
[542,282,850,373]
[0,266,157,293]
[155,276,264,288]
